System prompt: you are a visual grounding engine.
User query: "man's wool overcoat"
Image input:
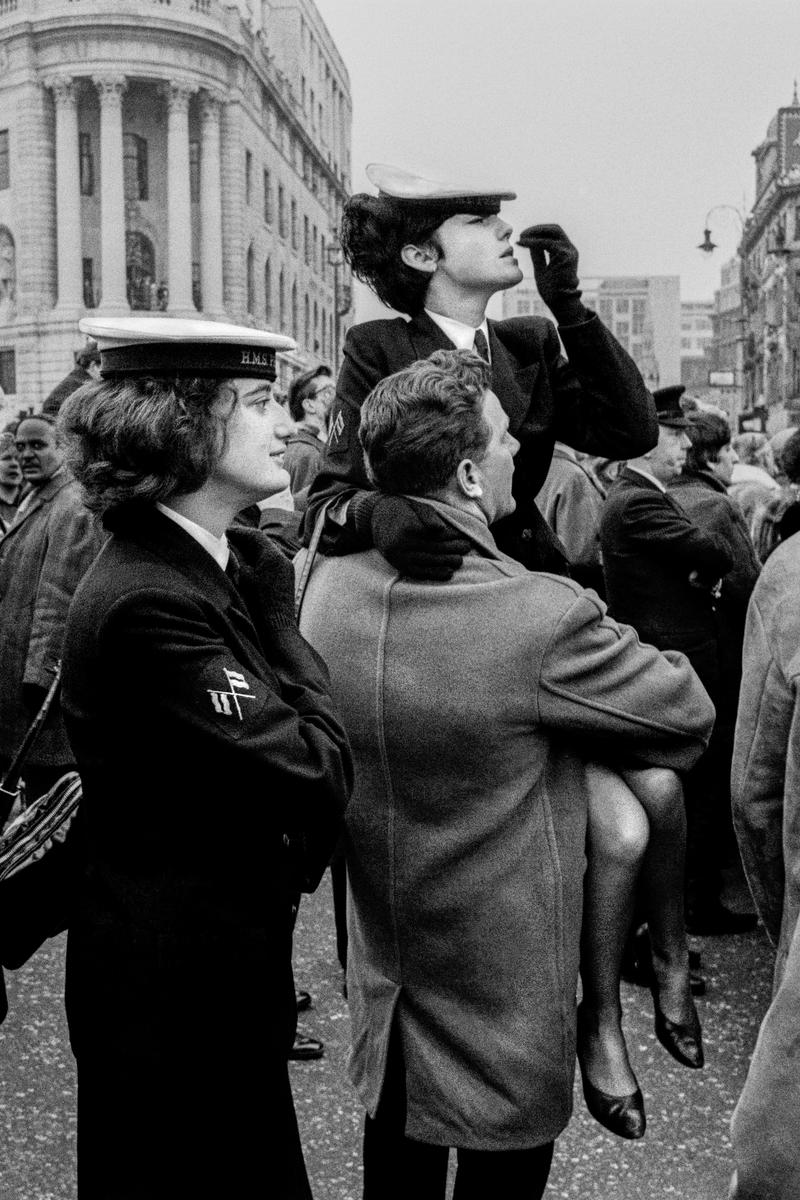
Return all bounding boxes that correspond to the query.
[600,467,734,679]
[0,466,103,766]
[298,500,713,1151]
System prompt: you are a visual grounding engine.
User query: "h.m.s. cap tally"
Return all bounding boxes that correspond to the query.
[78,317,297,381]
[365,163,516,216]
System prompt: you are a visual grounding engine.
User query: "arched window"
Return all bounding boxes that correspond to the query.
[123,134,149,201]
[264,258,272,324]
[279,269,286,330]
[246,244,255,315]
[125,230,156,310]
[0,225,16,306]
[291,280,298,340]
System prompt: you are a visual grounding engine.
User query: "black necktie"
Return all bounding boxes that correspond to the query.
[473,329,490,363]
[225,549,240,587]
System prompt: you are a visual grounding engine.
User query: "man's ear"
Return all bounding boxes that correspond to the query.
[455,457,483,500]
[400,242,439,276]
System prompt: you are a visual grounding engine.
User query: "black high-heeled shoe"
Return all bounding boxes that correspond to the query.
[577,1006,646,1140]
[579,1071,647,1140]
[651,986,704,1069]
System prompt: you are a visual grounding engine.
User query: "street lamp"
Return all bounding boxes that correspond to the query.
[697,204,751,419]
[697,205,745,254]
[326,229,352,369]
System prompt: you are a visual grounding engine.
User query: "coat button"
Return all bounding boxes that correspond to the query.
[521,528,533,540]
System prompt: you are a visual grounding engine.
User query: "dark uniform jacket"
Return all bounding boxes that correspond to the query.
[306,310,657,571]
[600,467,734,685]
[669,468,760,713]
[61,505,352,1196]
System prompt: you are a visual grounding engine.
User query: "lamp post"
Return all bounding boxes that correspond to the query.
[697,205,750,420]
[326,229,351,369]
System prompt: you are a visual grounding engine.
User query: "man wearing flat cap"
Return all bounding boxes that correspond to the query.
[304,162,658,576]
[600,385,752,938]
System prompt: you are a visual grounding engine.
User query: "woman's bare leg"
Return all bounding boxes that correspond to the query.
[622,767,694,1025]
[579,763,649,1096]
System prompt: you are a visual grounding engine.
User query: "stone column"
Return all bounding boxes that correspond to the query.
[47,76,83,311]
[198,90,225,317]
[94,75,129,314]
[165,82,196,315]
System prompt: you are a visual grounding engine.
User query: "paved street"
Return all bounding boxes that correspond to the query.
[0,875,774,1200]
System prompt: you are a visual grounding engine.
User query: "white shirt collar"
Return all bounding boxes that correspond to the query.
[626,464,667,494]
[156,502,230,570]
[425,309,491,361]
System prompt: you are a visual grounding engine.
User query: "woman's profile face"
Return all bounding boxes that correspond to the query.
[210,378,291,505]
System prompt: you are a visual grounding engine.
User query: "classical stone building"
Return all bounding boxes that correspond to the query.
[738,88,800,428]
[0,0,352,415]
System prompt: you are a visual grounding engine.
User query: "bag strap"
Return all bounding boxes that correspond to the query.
[294,500,334,620]
[0,664,62,795]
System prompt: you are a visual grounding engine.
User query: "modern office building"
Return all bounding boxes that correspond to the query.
[502,272,681,389]
[0,0,352,417]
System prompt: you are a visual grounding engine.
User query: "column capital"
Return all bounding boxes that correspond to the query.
[162,81,196,115]
[44,74,78,107]
[93,75,128,106]
[199,88,226,125]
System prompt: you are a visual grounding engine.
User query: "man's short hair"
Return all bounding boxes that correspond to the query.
[59,375,232,515]
[359,349,493,496]
[288,365,332,422]
[684,410,731,472]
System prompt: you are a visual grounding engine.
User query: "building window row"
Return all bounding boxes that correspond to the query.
[249,249,329,357]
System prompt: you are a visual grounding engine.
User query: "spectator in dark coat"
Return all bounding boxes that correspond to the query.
[59,317,352,1199]
[41,339,101,416]
[0,414,104,822]
[284,366,334,500]
[601,386,755,937]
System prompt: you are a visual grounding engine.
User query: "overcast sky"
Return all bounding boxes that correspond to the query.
[316,0,800,307]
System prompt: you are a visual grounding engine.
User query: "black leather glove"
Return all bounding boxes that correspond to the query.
[362,494,472,581]
[516,223,585,325]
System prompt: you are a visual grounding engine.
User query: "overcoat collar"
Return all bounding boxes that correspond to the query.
[103,503,241,613]
[673,467,728,495]
[406,312,539,433]
[2,466,72,540]
[406,496,518,567]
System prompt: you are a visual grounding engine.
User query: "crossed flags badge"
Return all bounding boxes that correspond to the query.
[208,668,257,720]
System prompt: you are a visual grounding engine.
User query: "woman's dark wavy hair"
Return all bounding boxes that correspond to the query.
[341,194,449,315]
[59,375,234,515]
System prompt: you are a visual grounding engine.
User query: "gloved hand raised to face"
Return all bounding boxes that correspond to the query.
[359,494,473,581]
[516,223,586,325]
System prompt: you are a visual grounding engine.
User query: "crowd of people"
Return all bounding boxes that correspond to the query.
[0,162,799,1198]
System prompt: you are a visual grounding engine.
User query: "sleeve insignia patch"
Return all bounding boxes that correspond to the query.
[208,668,257,720]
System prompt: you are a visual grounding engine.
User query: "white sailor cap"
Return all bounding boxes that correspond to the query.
[78,316,296,381]
[365,163,516,214]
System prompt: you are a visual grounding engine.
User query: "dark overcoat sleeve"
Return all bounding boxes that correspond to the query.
[612,489,734,578]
